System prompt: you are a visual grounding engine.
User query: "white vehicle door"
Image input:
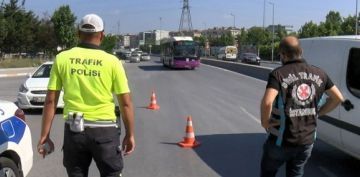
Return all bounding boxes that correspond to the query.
[339,47,360,159]
[302,39,342,147]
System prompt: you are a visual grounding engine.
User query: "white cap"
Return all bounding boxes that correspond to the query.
[79,14,104,32]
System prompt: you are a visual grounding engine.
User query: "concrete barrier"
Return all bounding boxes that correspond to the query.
[201,58,274,81]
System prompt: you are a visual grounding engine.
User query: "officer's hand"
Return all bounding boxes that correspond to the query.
[262,119,280,132]
[37,138,55,158]
[122,134,135,156]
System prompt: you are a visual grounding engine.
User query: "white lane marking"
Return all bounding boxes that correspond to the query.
[318,166,338,177]
[240,106,261,124]
[202,64,267,84]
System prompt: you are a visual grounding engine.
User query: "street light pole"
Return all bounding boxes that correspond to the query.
[263,0,266,29]
[159,17,162,45]
[268,2,275,63]
[356,0,358,35]
[230,13,235,28]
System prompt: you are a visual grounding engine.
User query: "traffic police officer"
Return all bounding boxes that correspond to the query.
[38,14,135,177]
[259,36,344,177]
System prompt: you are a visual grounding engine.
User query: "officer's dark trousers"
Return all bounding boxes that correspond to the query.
[260,139,313,177]
[63,124,123,177]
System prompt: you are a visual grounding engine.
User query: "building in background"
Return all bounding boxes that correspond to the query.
[201,27,241,38]
[123,35,130,47]
[154,30,170,45]
[138,31,155,46]
[169,30,201,38]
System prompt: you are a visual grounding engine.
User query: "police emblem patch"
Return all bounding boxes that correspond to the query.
[297,84,311,101]
[292,83,316,106]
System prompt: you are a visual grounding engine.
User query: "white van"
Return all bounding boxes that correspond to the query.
[217,46,237,61]
[300,36,359,159]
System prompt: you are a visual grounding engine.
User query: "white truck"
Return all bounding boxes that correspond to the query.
[217,46,238,61]
[300,36,359,159]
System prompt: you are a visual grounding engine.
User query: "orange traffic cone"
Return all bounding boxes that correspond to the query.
[147,91,160,110]
[178,116,200,148]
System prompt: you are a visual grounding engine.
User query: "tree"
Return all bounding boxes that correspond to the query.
[341,15,356,35]
[1,0,39,53]
[35,13,57,57]
[246,27,269,46]
[236,27,248,46]
[193,36,207,47]
[51,5,77,49]
[0,13,8,49]
[323,11,343,36]
[100,34,117,53]
[298,21,319,38]
[275,25,288,41]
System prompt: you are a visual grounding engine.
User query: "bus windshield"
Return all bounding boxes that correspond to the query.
[173,41,196,57]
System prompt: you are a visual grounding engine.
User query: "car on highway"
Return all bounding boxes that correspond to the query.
[17,61,64,109]
[238,52,261,65]
[0,100,33,177]
[140,52,151,61]
[129,52,141,63]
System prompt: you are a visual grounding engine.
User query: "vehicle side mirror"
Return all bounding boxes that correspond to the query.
[342,99,354,111]
[26,73,32,78]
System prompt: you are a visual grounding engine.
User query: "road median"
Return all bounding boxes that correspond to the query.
[200,58,273,81]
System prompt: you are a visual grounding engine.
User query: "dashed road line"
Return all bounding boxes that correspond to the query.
[240,106,261,124]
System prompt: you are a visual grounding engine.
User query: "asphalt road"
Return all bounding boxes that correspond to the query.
[0,57,359,177]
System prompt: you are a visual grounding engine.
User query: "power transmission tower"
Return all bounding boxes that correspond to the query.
[178,0,193,35]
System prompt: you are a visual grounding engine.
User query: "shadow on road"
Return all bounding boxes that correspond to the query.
[138,65,170,71]
[138,65,194,71]
[193,133,359,177]
[193,133,266,177]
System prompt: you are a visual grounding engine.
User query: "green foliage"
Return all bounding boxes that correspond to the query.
[298,21,319,38]
[324,11,343,35]
[100,34,117,53]
[1,0,39,53]
[51,5,77,49]
[208,32,235,46]
[35,14,57,56]
[341,15,356,35]
[236,28,248,45]
[193,36,207,46]
[0,14,8,47]
[0,58,45,68]
[246,27,270,45]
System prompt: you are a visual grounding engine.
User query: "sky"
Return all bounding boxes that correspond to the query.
[23,0,357,34]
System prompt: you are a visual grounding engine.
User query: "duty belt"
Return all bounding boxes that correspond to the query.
[66,119,118,128]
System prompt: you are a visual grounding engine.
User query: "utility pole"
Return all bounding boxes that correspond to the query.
[356,0,358,35]
[159,17,162,45]
[117,21,120,35]
[263,0,266,29]
[268,2,275,63]
[230,13,235,28]
[179,0,193,35]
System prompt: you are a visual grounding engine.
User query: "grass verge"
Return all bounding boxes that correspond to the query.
[0,58,49,68]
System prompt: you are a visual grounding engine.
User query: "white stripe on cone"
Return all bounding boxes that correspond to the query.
[186,132,195,138]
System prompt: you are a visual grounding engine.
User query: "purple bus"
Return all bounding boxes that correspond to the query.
[161,36,200,69]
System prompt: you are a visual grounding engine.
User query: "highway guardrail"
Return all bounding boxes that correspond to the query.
[201,58,274,81]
